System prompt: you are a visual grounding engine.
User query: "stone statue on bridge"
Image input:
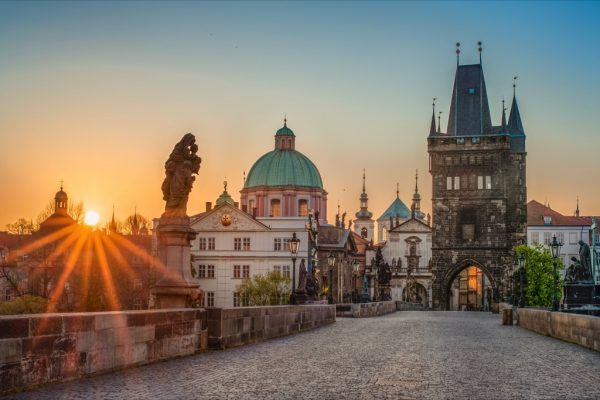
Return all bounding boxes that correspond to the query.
[161,133,202,218]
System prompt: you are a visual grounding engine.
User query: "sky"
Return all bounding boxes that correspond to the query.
[1,1,599,228]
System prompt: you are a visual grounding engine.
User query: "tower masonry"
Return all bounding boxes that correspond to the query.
[428,45,527,310]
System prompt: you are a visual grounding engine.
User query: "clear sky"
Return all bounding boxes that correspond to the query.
[1,1,599,228]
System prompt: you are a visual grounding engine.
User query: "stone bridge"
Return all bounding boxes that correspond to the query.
[6,311,600,399]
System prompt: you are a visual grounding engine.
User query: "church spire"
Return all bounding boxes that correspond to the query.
[575,196,580,217]
[412,170,423,220]
[508,76,525,134]
[430,98,437,135]
[109,205,118,234]
[437,111,442,134]
[355,169,373,220]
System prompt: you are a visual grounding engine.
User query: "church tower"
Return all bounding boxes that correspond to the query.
[427,43,527,310]
[353,169,374,242]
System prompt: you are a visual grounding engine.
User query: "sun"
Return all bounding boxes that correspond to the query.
[84,210,100,226]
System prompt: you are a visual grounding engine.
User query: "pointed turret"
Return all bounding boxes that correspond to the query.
[507,93,524,134]
[411,170,425,220]
[501,99,507,131]
[355,169,373,219]
[430,98,437,135]
[109,205,118,234]
[575,197,580,217]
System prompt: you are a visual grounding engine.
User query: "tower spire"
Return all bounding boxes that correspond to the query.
[362,168,366,193]
[478,41,482,65]
[414,170,419,194]
[501,98,507,130]
[456,42,460,67]
[355,169,373,221]
[430,98,437,135]
[575,196,580,217]
[508,76,525,134]
[396,182,400,199]
[412,170,422,219]
[438,111,442,134]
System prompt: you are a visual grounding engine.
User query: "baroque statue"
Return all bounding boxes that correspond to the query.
[161,133,202,218]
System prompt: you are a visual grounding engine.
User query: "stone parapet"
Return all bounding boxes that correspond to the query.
[336,301,397,318]
[517,308,600,352]
[207,305,335,350]
[0,309,208,394]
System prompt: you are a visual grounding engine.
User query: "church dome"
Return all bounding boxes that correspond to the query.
[55,189,68,202]
[244,121,323,189]
[245,150,323,189]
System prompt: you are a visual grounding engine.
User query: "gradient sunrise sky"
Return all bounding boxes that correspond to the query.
[1,1,599,228]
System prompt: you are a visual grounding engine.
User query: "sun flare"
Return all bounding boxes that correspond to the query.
[84,210,100,226]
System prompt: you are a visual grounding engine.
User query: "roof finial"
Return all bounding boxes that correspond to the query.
[396,182,400,198]
[430,97,437,135]
[576,196,580,217]
[60,179,64,191]
[223,179,228,192]
[456,42,461,66]
[243,171,246,184]
[478,41,482,65]
[437,111,443,134]
[414,170,419,194]
[362,168,366,193]
[513,76,518,97]
[284,114,287,127]
[501,97,507,129]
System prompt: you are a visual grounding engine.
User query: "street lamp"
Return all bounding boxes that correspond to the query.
[518,253,526,308]
[327,252,335,304]
[550,235,562,312]
[288,232,300,305]
[352,259,360,303]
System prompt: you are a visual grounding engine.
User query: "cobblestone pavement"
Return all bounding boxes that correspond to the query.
[7,312,600,400]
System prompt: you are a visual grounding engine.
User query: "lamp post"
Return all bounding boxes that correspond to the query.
[518,253,526,308]
[550,235,562,312]
[288,232,300,305]
[327,252,335,304]
[352,260,360,303]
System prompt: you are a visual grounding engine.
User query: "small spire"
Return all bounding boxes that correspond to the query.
[456,42,461,66]
[575,196,580,217]
[396,182,399,198]
[508,76,525,134]
[430,98,437,135]
[414,170,419,194]
[478,41,482,65]
[437,111,443,134]
[284,115,287,127]
[501,98,507,130]
[362,168,366,193]
[60,179,64,191]
[513,76,517,97]
[243,171,246,184]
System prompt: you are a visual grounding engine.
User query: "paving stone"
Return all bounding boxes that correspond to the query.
[6,312,600,399]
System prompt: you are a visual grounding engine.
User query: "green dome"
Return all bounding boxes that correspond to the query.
[245,149,323,189]
[276,125,295,136]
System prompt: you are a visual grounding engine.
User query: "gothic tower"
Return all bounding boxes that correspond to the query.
[353,169,374,241]
[427,43,527,310]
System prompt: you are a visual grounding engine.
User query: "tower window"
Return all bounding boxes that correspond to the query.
[467,87,476,94]
[453,176,460,190]
[298,199,308,217]
[361,227,368,239]
[447,177,453,190]
[270,199,281,217]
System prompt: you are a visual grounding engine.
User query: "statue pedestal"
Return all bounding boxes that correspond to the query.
[564,283,600,308]
[151,217,199,309]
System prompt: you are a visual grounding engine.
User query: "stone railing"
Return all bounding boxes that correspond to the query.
[337,301,397,318]
[0,309,207,394]
[517,308,600,352]
[396,301,429,311]
[207,305,335,350]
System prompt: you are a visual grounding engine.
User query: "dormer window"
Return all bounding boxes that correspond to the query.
[543,216,552,225]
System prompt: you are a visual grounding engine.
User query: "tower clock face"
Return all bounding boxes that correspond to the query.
[221,213,232,226]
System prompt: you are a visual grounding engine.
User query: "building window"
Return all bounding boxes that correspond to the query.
[531,232,539,244]
[273,265,281,273]
[233,265,241,278]
[569,232,578,245]
[242,265,250,278]
[460,208,476,241]
[248,199,255,215]
[282,265,290,278]
[447,177,453,190]
[199,238,207,250]
[198,265,206,278]
[382,227,387,241]
[243,238,251,250]
[208,238,215,250]
[556,232,565,245]
[234,238,241,251]
[270,199,281,217]
[132,299,143,310]
[233,292,240,307]
[454,176,460,190]
[207,292,215,307]
[298,199,308,217]
[274,238,282,251]
[207,265,215,278]
[544,232,552,245]
[485,176,492,189]
[133,278,143,290]
[477,176,484,190]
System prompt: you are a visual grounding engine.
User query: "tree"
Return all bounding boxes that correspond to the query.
[121,213,150,235]
[515,244,564,308]
[5,218,35,235]
[236,271,291,306]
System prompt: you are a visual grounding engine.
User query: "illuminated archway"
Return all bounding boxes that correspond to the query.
[448,265,492,311]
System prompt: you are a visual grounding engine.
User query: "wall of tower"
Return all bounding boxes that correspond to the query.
[428,134,526,310]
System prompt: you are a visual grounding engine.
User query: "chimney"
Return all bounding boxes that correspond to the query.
[206,202,212,212]
[242,204,248,213]
[234,202,239,209]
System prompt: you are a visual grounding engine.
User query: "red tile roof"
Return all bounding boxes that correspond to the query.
[527,200,595,226]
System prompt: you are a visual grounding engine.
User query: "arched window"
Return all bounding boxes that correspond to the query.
[298,199,308,217]
[382,227,387,241]
[361,227,368,239]
[270,199,281,217]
